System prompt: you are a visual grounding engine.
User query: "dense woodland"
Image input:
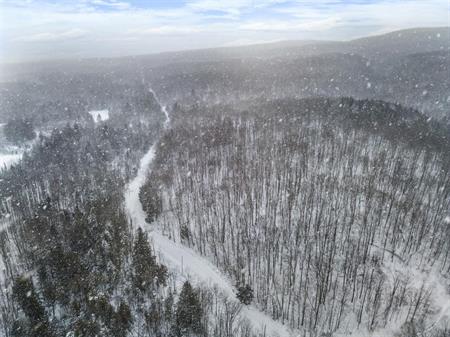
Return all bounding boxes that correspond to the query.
[0,89,163,336]
[141,97,450,337]
[2,119,35,145]
[0,27,449,337]
[0,90,279,337]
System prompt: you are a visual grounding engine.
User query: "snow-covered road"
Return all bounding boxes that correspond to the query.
[124,89,294,337]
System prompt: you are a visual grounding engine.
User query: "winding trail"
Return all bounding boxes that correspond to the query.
[124,89,294,337]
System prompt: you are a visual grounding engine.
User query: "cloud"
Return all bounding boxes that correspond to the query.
[130,25,203,35]
[187,0,284,16]
[88,0,131,10]
[13,28,88,42]
[221,37,282,47]
[0,0,448,63]
[240,18,339,32]
[275,0,449,33]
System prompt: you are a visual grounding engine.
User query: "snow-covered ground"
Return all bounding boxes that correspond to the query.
[0,141,39,170]
[0,152,22,170]
[124,89,294,337]
[0,123,27,169]
[88,109,109,123]
[334,257,450,337]
[124,88,450,337]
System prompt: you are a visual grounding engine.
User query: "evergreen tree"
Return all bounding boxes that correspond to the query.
[156,263,168,287]
[164,291,174,321]
[11,318,30,337]
[87,295,115,327]
[236,284,253,305]
[139,184,162,223]
[112,302,132,337]
[175,281,203,336]
[132,227,167,292]
[4,118,35,144]
[72,319,100,337]
[12,276,53,337]
[145,302,162,334]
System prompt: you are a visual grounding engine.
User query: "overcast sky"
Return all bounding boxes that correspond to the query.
[0,0,449,63]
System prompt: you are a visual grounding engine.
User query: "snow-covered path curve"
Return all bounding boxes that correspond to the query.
[124,90,294,337]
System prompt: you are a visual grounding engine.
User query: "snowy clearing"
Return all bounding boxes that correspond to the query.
[0,152,22,170]
[0,133,39,170]
[124,89,294,337]
[88,109,109,123]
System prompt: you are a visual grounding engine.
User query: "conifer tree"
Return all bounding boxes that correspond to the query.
[112,302,132,337]
[175,281,203,336]
[12,276,53,337]
[11,318,30,337]
[132,227,167,292]
[236,284,253,305]
[164,292,174,321]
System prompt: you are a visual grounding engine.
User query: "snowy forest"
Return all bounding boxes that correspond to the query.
[0,26,449,337]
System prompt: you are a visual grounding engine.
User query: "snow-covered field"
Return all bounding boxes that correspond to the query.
[88,109,109,123]
[124,90,295,337]
[0,123,25,169]
[0,152,22,170]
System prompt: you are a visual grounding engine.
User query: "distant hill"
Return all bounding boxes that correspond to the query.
[1,27,449,120]
[2,27,448,75]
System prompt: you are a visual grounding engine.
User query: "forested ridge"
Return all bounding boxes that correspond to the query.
[141,97,450,337]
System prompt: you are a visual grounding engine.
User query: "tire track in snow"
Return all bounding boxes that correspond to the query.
[124,89,294,337]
